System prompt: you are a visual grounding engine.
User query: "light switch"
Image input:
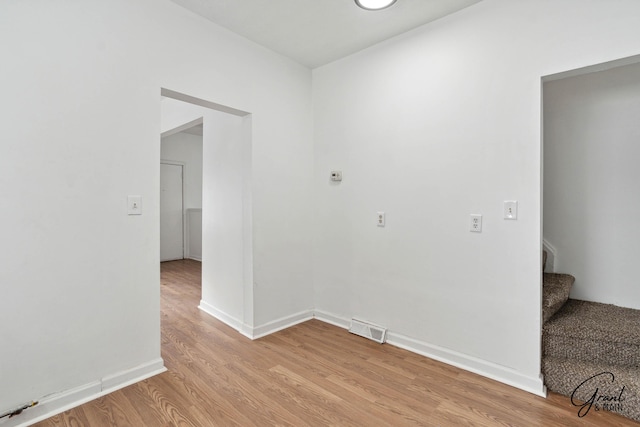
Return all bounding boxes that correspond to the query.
[128,195,142,215]
[504,201,517,220]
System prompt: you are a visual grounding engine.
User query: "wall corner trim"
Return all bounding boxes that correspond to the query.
[252,310,314,339]
[198,301,253,339]
[198,300,313,340]
[313,309,350,329]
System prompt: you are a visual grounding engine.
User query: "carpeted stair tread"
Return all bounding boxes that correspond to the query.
[542,356,640,422]
[545,299,640,346]
[544,299,640,368]
[542,272,574,324]
[540,250,640,423]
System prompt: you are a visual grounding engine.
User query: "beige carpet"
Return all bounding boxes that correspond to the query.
[543,299,640,422]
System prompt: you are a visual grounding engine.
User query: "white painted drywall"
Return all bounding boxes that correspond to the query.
[0,0,313,417]
[160,162,185,261]
[161,131,204,261]
[161,132,203,211]
[544,61,640,310]
[160,96,204,136]
[312,0,640,392]
[198,110,255,332]
[186,208,202,261]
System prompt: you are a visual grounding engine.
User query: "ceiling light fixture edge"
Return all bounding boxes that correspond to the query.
[355,0,398,11]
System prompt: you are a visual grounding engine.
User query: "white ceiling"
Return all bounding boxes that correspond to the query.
[170,0,482,68]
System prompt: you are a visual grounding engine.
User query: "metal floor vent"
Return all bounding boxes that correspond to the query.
[348,319,387,344]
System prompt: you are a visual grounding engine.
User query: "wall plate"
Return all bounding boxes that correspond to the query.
[504,201,517,220]
[470,214,482,232]
[128,195,142,215]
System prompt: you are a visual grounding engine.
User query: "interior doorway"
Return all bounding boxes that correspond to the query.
[542,56,640,310]
[159,88,254,333]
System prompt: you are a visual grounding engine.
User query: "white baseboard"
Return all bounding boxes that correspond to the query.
[198,300,252,339]
[252,310,313,339]
[2,359,166,427]
[312,310,546,398]
[198,300,313,340]
[101,358,166,392]
[313,309,350,329]
[386,332,547,397]
[186,256,202,262]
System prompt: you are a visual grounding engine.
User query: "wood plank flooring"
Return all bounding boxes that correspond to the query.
[34,259,639,426]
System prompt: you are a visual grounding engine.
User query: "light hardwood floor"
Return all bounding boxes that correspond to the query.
[34,259,638,426]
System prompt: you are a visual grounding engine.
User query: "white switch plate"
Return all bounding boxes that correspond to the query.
[330,171,343,182]
[470,214,482,232]
[128,195,142,215]
[504,200,518,220]
[377,211,385,227]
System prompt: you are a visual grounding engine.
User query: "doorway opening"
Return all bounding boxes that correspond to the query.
[542,55,640,310]
[540,55,640,420]
[159,88,255,335]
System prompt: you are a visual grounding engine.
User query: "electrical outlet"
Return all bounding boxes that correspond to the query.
[470,214,482,232]
[377,211,385,227]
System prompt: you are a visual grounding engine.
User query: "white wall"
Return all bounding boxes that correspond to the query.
[161,131,203,261]
[0,0,313,421]
[186,208,202,261]
[5,1,640,420]
[544,61,640,310]
[200,110,255,334]
[161,132,203,211]
[312,0,640,394]
[161,97,204,136]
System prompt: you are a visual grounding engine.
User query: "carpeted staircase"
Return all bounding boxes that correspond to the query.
[541,252,640,422]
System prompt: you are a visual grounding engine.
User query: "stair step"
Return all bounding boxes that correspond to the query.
[543,355,640,422]
[544,299,640,368]
[542,273,574,323]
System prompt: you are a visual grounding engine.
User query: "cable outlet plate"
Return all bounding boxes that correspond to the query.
[470,214,482,232]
